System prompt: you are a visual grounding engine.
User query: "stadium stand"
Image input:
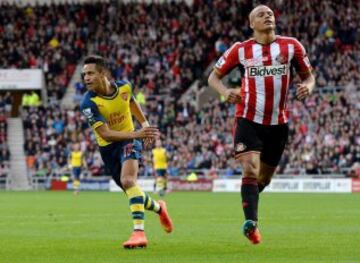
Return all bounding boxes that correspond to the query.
[21,104,102,178]
[0,0,358,179]
[20,88,360,178]
[280,89,360,175]
[0,97,11,179]
[0,2,88,100]
[2,0,358,98]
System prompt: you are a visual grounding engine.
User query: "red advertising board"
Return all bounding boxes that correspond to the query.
[51,180,67,191]
[169,178,213,192]
[351,178,360,193]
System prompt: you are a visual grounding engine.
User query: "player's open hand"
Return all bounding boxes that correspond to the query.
[296,83,312,101]
[137,126,160,139]
[224,89,242,104]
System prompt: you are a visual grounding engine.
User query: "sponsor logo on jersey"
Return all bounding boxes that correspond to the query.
[108,112,126,126]
[248,65,288,77]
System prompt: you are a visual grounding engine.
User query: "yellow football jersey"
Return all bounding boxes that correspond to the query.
[80,80,135,147]
[152,147,168,169]
[71,151,83,167]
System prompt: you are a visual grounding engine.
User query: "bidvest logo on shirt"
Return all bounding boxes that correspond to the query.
[248,65,288,77]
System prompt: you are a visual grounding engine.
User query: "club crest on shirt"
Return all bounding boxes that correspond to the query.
[120,92,129,101]
[235,143,247,152]
[275,54,288,64]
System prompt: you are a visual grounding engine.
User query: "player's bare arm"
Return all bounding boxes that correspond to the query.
[296,70,315,101]
[130,96,157,149]
[208,70,242,104]
[130,96,148,126]
[95,122,159,142]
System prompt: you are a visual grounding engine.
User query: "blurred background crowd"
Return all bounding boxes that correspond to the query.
[0,0,359,179]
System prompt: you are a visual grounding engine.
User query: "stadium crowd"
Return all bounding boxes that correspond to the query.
[1,0,358,99]
[0,0,358,177]
[20,87,360,178]
[0,2,88,100]
[280,88,360,176]
[141,87,360,177]
[0,92,12,177]
[22,105,103,177]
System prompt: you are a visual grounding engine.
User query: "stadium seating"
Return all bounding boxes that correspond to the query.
[0,3,88,100]
[21,104,102,177]
[1,0,358,99]
[3,0,357,177]
[0,107,10,178]
[279,89,360,175]
[20,88,360,177]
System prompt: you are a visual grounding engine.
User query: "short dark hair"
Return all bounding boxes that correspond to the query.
[83,55,108,72]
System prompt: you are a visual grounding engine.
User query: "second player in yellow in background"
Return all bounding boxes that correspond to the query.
[152,140,169,196]
[68,142,86,195]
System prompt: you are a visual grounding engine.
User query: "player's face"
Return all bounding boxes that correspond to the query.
[82,64,106,94]
[73,143,80,151]
[156,140,161,148]
[250,6,275,32]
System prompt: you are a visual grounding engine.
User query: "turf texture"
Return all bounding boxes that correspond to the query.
[0,191,359,263]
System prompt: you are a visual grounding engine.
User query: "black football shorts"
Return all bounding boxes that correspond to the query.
[233,117,289,167]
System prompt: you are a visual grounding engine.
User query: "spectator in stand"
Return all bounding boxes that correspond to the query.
[0,106,10,176]
[10,0,358,178]
[3,92,13,117]
[0,163,9,177]
[20,90,360,178]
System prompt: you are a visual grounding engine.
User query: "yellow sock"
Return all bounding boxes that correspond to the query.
[156,177,165,192]
[125,185,145,231]
[73,180,80,190]
[144,193,160,213]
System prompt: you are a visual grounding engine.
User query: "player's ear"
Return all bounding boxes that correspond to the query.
[249,21,254,29]
[98,69,106,79]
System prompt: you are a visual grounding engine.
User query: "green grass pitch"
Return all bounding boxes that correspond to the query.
[0,191,359,263]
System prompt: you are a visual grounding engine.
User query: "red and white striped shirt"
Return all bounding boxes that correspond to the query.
[215,35,312,125]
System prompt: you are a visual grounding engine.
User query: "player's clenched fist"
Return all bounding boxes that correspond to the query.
[224,88,242,104]
[296,83,313,101]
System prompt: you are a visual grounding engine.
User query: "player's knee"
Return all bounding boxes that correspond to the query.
[120,177,136,189]
[258,177,271,187]
[242,161,259,178]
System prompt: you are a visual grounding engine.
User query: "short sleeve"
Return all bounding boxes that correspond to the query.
[80,94,106,129]
[214,42,241,76]
[292,39,312,76]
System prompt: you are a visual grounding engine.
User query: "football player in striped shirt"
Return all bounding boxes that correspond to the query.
[208,5,315,244]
